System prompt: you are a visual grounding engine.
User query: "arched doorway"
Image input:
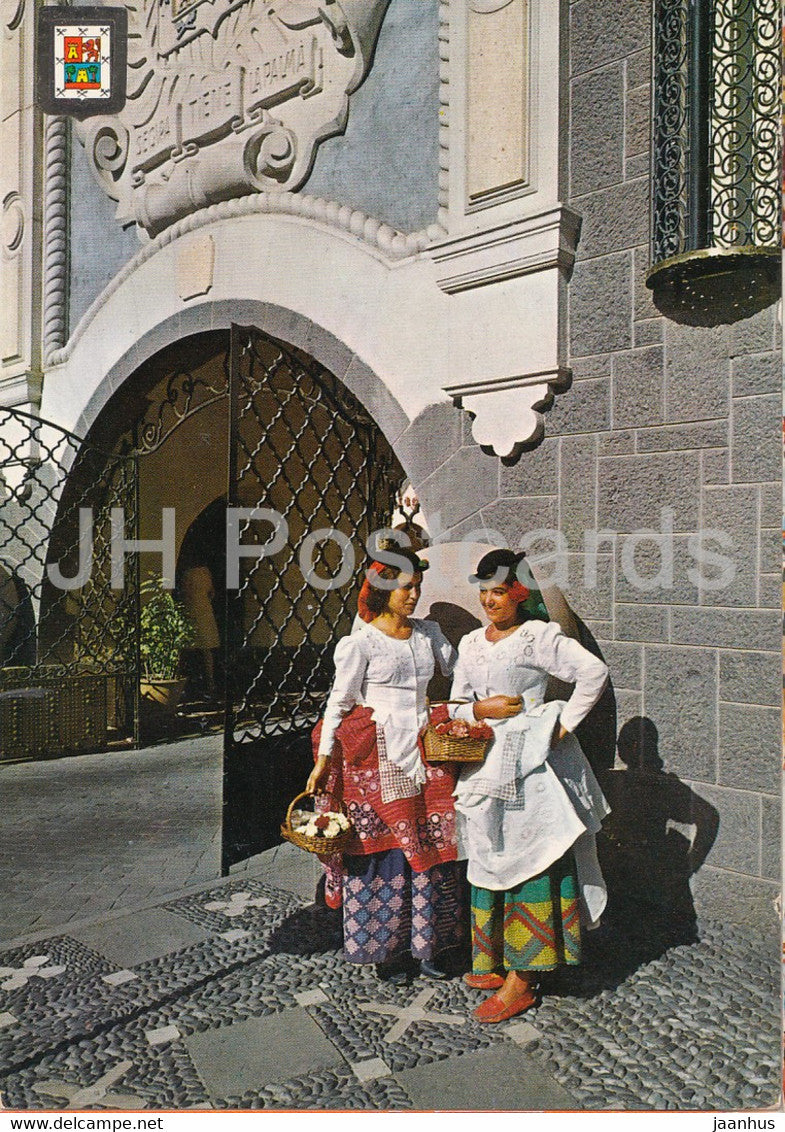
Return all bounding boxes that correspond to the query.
[82,324,405,868]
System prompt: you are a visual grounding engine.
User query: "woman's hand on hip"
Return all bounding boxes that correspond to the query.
[473,695,522,720]
[306,755,331,795]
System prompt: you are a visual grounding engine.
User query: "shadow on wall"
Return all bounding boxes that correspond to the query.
[550,615,720,979]
[570,614,617,778]
[552,715,720,998]
[425,601,482,702]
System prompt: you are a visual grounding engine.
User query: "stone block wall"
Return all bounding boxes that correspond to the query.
[565,0,780,927]
[411,0,781,929]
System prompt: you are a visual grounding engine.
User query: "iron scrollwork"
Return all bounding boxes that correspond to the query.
[134,355,230,455]
[650,0,780,305]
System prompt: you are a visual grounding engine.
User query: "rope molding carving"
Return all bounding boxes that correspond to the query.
[42,115,70,362]
[46,191,448,367]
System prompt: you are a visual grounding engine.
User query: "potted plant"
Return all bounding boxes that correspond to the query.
[139,575,195,717]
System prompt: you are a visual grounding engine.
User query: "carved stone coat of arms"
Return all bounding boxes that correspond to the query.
[76,0,390,235]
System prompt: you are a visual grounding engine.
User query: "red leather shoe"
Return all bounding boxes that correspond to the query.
[473,985,539,1023]
[463,971,505,990]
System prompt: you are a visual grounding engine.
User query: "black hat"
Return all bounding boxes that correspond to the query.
[469,548,529,585]
[372,546,429,574]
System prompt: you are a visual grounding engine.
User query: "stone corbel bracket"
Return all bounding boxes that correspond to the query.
[445,368,571,463]
[430,205,580,457]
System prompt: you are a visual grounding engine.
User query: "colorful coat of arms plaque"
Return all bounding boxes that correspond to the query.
[37,6,127,118]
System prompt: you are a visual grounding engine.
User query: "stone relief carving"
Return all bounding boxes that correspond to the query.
[3,0,25,33]
[73,0,390,235]
[1,193,24,256]
[468,0,516,11]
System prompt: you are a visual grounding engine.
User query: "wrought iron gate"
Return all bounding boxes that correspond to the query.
[222,326,404,870]
[0,407,138,761]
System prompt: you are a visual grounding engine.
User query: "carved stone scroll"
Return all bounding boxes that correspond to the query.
[73,0,391,236]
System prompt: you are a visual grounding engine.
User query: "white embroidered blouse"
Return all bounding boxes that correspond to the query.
[450,620,609,735]
[317,619,457,786]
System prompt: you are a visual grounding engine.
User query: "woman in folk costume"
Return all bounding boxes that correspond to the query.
[449,549,610,1022]
[308,548,465,983]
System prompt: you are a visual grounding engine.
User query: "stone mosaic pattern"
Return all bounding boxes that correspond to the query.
[0,879,779,1112]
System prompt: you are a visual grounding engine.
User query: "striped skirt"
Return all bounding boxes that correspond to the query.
[470,851,581,973]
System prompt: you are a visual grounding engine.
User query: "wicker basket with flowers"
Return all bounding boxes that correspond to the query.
[280,791,354,855]
[422,701,493,764]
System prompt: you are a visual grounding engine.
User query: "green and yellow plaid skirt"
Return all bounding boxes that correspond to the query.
[470,851,581,973]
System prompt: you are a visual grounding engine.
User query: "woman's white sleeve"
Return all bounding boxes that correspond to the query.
[534,622,609,734]
[428,622,458,676]
[448,642,477,722]
[316,635,368,758]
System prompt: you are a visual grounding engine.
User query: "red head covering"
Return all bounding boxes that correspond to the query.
[507,580,531,605]
[357,561,388,623]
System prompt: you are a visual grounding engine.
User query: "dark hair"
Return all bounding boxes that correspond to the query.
[469,548,529,588]
[363,549,428,616]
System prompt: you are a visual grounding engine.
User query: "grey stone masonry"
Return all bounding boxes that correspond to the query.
[633,318,664,348]
[700,485,759,608]
[396,401,466,490]
[480,499,559,549]
[731,351,781,396]
[731,394,780,483]
[643,646,718,782]
[759,524,781,574]
[597,451,701,531]
[761,795,780,881]
[560,553,614,621]
[559,435,598,546]
[669,609,781,651]
[500,438,558,498]
[569,253,633,357]
[718,704,780,794]
[597,641,643,689]
[719,650,781,707]
[542,378,611,436]
[613,534,701,606]
[611,346,665,429]
[614,603,669,642]
[570,65,624,197]
[664,323,732,422]
[636,421,728,452]
[570,0,651,77]
[529,0,785,925]
[418,443,499,534]
[573,180,649,261]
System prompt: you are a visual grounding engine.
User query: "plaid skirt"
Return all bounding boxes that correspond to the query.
[470,851,581,973]
[342,849,466,965]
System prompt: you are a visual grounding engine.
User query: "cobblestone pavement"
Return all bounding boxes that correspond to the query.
[0,873,780,1112]
[1,742,781,1111]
